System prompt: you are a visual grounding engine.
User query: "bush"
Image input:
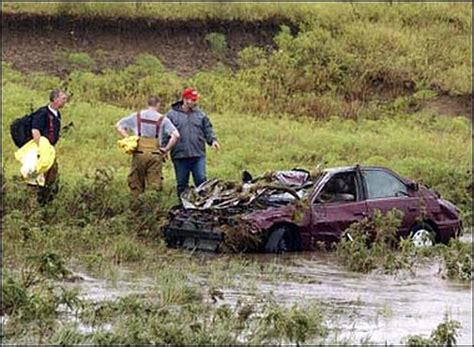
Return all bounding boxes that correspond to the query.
[67,54,184,109]
[441,239,472,281]
[404,313,462,346]
[74,293,326,345]
[192,6,470,118]
[58,168,128,224]
[66,52,95,70]
[2,272,29,316]
[336,209,408,273]
[205,32,228,55]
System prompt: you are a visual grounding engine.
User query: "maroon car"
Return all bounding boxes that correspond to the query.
[162,165,463,253]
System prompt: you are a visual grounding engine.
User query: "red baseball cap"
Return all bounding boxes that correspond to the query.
[182,87,199,101]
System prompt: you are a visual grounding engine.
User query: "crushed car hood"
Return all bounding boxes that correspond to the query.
[162,168,321,252]
[180,169,317,210]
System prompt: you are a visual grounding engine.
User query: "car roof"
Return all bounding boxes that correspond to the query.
[323,166,357,174]
[321,165,410,183]
[322,165,393,174]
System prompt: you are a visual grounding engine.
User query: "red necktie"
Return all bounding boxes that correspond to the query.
[48,113,55,143]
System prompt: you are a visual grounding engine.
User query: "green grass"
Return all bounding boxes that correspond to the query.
[2,2,307,21]
[3,62,471,216]
[2,2,470,28]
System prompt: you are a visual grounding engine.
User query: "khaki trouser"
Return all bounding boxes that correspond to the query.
[127,137,163,198]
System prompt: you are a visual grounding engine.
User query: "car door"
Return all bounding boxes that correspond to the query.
[310,170,368,242]
[361,168,420,237]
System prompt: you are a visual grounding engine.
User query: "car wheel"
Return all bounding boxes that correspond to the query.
[264,226,300,253]
[410,223,436,247]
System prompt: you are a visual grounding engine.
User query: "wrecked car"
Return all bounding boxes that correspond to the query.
[162,165,463,253]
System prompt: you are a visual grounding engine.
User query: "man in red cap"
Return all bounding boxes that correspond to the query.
[164,87,220,198]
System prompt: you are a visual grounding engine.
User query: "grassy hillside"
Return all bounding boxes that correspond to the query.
[2,62,471,218]
[2,2,470,25]
[5,3,469,118]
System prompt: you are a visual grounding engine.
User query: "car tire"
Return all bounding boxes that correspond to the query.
[410,223,436,247]
[264,226,300,253]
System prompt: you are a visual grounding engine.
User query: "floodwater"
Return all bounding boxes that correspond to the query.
[69,241,472,345]
[245,252,472,345]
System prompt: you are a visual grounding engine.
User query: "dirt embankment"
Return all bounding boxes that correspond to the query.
[1,12,296,77]
[423,95,472,119]
[2,12,471,117]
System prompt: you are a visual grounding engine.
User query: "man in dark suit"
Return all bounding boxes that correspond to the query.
[31,89,68,204]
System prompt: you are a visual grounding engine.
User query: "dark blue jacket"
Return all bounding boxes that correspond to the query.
[165,101,217,160]
[31,106,61,145]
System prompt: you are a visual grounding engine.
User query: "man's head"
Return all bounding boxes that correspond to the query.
[182,87,199,110]
[148,95,161,110]
[49,89,68,109]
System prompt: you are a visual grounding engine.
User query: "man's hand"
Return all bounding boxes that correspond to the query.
[159,147,170,162]
[32,129,41,145]
[211,141,220,151]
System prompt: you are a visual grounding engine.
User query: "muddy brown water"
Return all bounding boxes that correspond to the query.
[245,252,472,345]
[69,240,472,345]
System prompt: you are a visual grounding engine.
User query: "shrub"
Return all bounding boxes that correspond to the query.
[2,272,29,316]
[67,52,95,70]
[67,54,184,109]
[59,168,128,224]
[336,209,406,273]
[404,313,462,346]
[205,32,228,55]
[27,251,72,280]
[441,239,472,281]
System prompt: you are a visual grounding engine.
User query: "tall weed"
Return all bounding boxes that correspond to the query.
[404,313,462,346]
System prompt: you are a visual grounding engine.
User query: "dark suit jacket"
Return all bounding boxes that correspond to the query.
[31,106,61,145]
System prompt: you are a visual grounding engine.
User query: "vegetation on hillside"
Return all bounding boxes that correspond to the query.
[3,50,470,219]
[5,3,470,118]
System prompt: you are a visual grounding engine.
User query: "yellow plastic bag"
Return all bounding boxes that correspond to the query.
[15,137,55,186]
[117,136,139,155]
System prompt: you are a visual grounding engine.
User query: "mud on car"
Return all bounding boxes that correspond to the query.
[162,165,463,253]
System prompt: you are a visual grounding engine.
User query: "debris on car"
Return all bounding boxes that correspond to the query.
[162,165,463,253]
[163,168,319,252]
[180,168,315,210]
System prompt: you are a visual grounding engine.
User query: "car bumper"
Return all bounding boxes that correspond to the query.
[162,225,224,252]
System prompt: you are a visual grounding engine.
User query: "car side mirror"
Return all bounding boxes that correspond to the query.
[407,182,419,191]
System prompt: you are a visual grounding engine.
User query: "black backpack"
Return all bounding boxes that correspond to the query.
[10,114,33,148]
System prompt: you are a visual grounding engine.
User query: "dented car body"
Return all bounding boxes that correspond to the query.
[162,165,463,252]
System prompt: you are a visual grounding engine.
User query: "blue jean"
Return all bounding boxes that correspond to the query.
[172,156,207,197]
